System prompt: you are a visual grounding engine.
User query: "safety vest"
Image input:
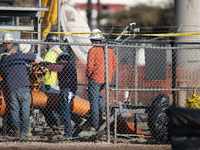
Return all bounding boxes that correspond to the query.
[43,47,63,87]
[8,48,17,54]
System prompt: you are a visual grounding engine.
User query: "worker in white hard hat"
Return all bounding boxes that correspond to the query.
[0,51,43,137]
[2,33,17,54]
[86,29,118,130]
[19,44,31,53]
[19,44,33,77]
[1,32,17,135]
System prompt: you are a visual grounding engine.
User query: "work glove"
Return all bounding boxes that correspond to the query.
[35,54,43,63]
[68,92,75,103]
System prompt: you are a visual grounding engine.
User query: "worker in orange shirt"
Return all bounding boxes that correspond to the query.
[86,29,118,130]
[2,33,17,54]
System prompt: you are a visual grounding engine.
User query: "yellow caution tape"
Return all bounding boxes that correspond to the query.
[186,84,200,109]
[1,30,200,37]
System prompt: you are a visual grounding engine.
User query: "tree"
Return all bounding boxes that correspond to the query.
[102,1,174,33]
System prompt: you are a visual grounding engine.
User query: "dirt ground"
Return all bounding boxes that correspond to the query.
[0,114,172,150]
[0,142,171,150]
[0,124,171,150]
[0,128,171,150]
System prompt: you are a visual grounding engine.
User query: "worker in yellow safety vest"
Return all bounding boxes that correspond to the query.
[2,33,17,54]
[40,33,84,133]
[39,33,63,132]
[43,34,63,88]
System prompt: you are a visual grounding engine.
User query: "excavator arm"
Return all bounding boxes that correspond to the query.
[41,0,59,40]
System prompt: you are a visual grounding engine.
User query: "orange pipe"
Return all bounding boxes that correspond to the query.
[31,90,48,107]
[0,90,6,116]
[71,96,90,116]
[0,89,90,116]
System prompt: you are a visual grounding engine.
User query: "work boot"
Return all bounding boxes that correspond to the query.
[100,110,106,120]
[74,119,85,129]
[12,126,20,137]
[51,125,59,131]
[44,128,53,133]
[20,132,32,139]
[44,125,59,133]
[51,125,60,135]
[78,120,93,130]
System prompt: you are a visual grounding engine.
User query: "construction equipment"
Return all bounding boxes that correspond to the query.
[41,0,59,40]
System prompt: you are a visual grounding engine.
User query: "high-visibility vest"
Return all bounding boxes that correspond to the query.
[43,47,63,87]
[8,48,17,54]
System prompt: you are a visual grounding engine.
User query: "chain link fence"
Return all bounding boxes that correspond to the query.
[0,30,199,144]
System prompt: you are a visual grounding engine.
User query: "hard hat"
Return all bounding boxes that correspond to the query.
[45,33,60,42]
[56,52,70,63]
[0,53,10,63]
[19,44,31,53]
[3,33,14,41]
[89,29,104,40]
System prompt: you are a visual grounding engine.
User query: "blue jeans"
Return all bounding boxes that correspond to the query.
[39,83,60,127]
[9,87,31,135]
[39,83,82,128]
[56,89,81,137]
[88,77,105,128]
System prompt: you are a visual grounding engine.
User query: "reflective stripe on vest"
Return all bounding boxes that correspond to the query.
[43,48,63,87]
[9,48,17,54]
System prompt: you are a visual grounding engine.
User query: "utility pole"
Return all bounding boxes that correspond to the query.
[174,0,200,107]
[97,0,100,28]
[58,0,60,40]
[87,0,92,28]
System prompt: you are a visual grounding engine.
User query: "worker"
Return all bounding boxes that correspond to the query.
[38,33,62,132]
[86,29,118,130]
[41,52,83,138]
[0,52,43,137]
[2,33,17,54]
[1,33,19,135]
[19,43,31,53]
[18,44,33,77]
[40,33,83,133]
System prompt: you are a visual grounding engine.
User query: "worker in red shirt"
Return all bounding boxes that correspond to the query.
[86,29,118,130]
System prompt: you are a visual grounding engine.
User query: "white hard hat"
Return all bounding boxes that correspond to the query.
[0,53,10,63]
[19,44,31,53]
[3,33,14,41]
[89,29,104,40]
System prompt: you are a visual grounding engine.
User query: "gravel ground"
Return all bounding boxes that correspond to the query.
[0,113,172,149]
[0,142,171,150]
